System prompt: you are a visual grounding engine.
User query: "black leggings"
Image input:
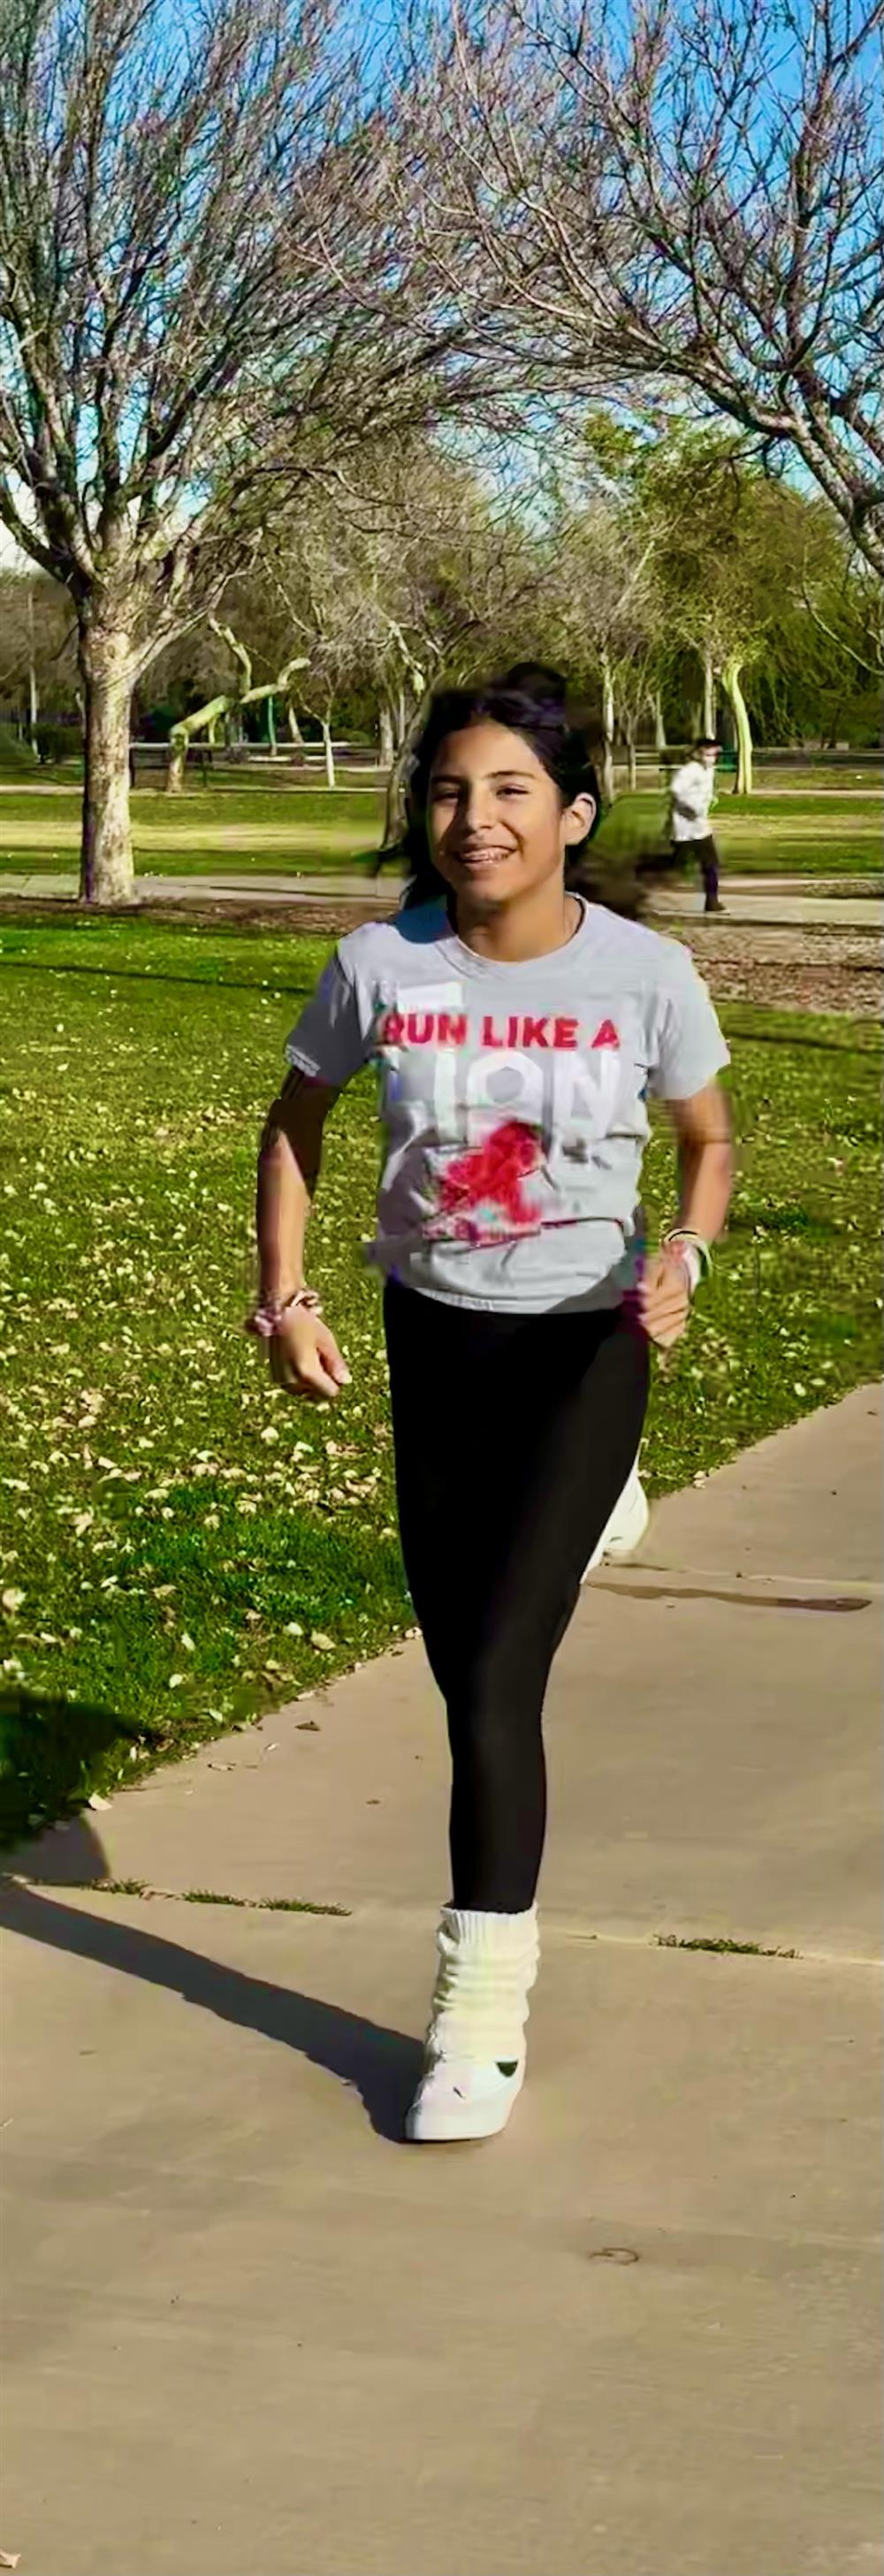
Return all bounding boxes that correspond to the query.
[385,1280,649,1912]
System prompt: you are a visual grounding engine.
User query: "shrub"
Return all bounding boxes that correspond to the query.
[34,718,83,765]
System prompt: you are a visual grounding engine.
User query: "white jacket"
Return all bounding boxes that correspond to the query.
[670,759,714,843]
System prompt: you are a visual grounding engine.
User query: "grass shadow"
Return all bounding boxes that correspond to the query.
[0,1687,141,1850]
[721,1022,881,1059]
[0,956,320,1000]
[0,1881,423,2144]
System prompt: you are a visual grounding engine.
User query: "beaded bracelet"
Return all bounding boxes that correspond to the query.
[246,1287,323,1341]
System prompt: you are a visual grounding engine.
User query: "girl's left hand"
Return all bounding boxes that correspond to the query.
[638,1249,692,1349]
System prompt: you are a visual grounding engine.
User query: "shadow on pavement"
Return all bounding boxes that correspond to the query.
[0,1879,423,2146]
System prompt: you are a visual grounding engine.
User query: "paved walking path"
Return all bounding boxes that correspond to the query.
[2,864,882,930]
[3,1387,881,2576]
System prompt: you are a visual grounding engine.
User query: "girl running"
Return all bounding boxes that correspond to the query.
[252,667,733,2143]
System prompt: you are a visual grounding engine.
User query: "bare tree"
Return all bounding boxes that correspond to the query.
[0,566,75,743]
[799,552,883,682]
[260,524,382,787]
[413,0,884,574]
[0,0,491,901]
[358,444,545,846]
[533,498,667,796]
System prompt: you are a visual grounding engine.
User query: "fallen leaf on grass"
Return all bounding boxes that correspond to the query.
[310,1632,335,1652]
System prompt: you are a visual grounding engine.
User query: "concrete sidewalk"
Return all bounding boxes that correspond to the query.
[1,864,881,930]
[4,1388,882,2576]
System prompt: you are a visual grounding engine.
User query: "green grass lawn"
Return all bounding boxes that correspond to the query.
[0,783,387,876]
[592,790,882,878]
[1,911,880,1844]
[0,779,880,878]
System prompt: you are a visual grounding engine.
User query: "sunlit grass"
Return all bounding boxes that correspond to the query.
[0,783,387,877]
[0,780,880,876]
[1,912,880,1840]
[592,789,882,878]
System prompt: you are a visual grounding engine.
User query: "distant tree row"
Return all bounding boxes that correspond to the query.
[3,427,879,809]
[2,0,880,893]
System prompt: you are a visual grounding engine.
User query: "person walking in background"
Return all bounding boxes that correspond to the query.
[252,666,733,2146]
[668,737,725,913]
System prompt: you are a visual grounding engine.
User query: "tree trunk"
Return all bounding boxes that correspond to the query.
[167,733,187,794]
[79,629,137,904]
[381,686,434,849]
[627,734,637,794]
[652,688,667,752]
[378,699,395,767]
[721,656,753,794]
[702,646,716,738]
[286,701,307,764]
[267,695,278,756]
[321,720,336,789]
[26,584,40,756]
[599,650,615,804]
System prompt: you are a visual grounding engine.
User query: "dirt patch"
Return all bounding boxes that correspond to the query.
[679,921,881,1020]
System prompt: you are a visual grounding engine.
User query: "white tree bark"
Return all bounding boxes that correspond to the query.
[722,656,753,794]
[79,627,138,903]
[378,700,396,766]
[286,702,307,761]
[599,649,615,804]
[27,581,39,752]
[702,646,717,739]
[321,719,337,788]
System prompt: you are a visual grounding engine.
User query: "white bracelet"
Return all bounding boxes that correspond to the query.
[662,1230,710,1295]
[246,1287,323,1340]
[670,1241,702,1295]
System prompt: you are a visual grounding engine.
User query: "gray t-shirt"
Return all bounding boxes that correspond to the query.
[285,897,729,1313]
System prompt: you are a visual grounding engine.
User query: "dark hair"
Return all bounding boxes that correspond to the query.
[695,736,720,751]
[387,665,676,922]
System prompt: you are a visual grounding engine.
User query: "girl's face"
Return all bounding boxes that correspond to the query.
[427,720,595,911]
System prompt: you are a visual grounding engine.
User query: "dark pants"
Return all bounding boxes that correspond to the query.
[385,1280,649,1911]
[686,834,720,909]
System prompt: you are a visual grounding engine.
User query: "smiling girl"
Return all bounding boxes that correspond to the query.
[252,667,733,2143]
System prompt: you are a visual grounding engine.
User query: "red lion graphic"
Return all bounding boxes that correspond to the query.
[432,1119,544,1241]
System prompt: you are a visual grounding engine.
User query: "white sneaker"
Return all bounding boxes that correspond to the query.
[583,1462,650,1579]
[407,2053,526,2143]
[407,1905,538,2145]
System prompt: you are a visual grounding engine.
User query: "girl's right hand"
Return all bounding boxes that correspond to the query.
[269,1309,351,1403]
